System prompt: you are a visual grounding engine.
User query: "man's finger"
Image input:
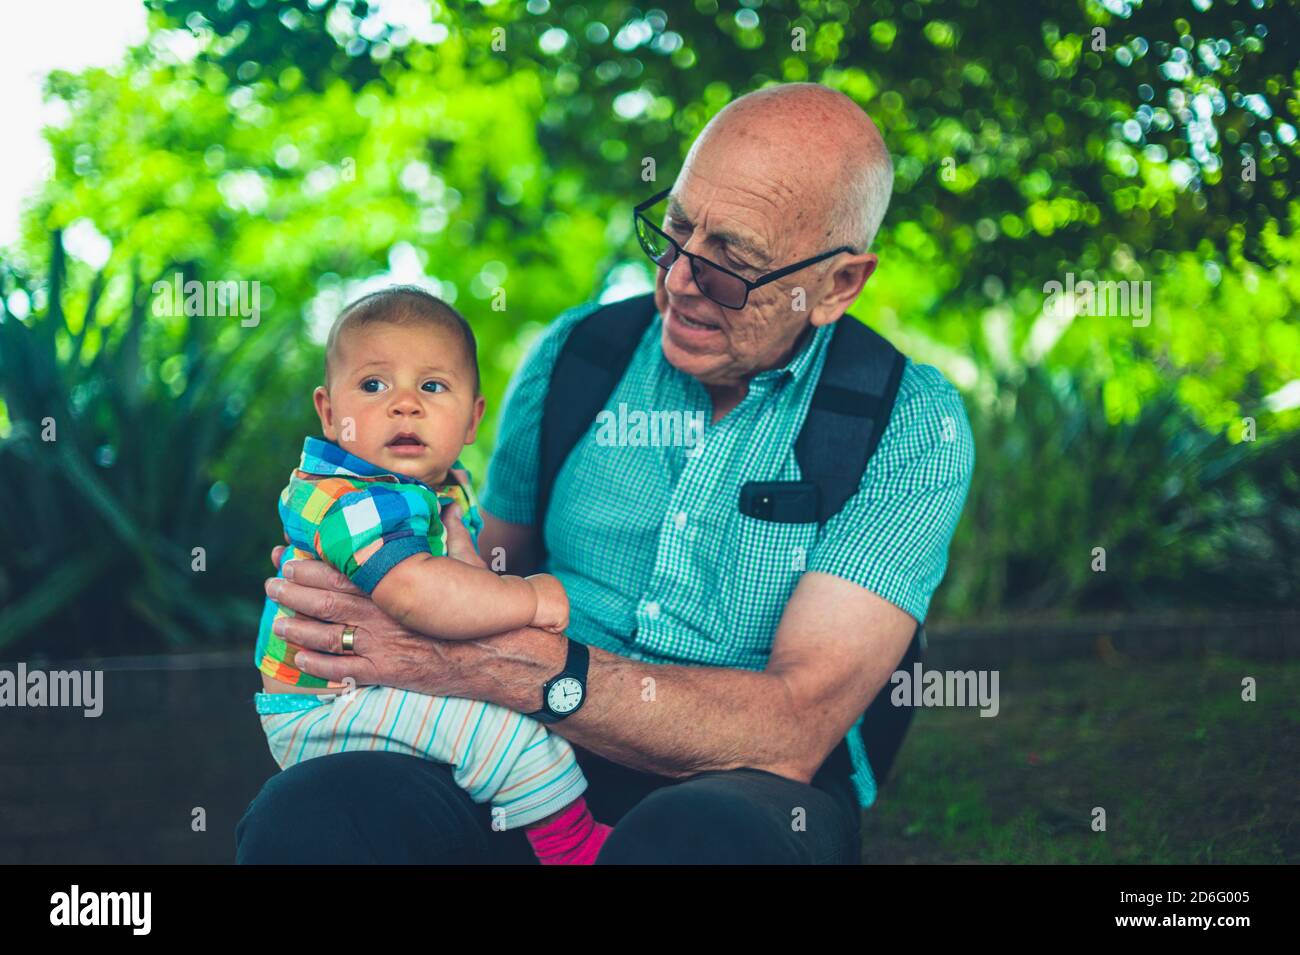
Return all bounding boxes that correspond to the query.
[265,576,367,622]
[294,648,379,687]
[282,558,363,594]
[274,617,363,655]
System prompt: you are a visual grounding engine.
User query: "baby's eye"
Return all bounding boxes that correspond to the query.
[361,378,388,394]
[422,381,447,394]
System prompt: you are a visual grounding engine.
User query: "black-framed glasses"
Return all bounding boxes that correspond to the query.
[634,188,856,310]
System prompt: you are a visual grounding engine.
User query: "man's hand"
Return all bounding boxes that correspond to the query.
[264,559,410,689]
[264,501,548,702]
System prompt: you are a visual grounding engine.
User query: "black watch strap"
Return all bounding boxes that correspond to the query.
[567,637,589,676]
[528,638,589,724]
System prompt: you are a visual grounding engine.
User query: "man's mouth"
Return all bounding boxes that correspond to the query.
[677,311,720,330]
[667,302,723,332]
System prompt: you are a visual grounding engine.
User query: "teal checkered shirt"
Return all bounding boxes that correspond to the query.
[481,300,975,808]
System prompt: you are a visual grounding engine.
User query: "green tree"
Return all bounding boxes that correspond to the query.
[1,0,1296,652]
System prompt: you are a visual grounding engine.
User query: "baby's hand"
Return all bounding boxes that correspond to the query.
[526,574,570,633]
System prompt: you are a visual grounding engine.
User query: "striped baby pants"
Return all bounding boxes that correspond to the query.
[255,686,587,829]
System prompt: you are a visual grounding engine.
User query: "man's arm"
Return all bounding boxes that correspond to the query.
[472,507,913,779]
[503,570,916,782]
[471,511,910,778]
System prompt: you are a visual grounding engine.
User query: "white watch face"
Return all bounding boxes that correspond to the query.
[546,677,584,714]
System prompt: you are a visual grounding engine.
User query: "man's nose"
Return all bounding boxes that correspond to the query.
[664,247,702,298]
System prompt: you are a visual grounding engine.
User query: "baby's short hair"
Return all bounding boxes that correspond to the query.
[325,286,479,394]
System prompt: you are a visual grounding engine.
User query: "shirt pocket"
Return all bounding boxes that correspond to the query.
[723,512,820,662]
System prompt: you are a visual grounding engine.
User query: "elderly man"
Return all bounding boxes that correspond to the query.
[236,82,973,864]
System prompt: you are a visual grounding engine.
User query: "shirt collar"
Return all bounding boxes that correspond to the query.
[298,436,461,492]
[748,320,832,390]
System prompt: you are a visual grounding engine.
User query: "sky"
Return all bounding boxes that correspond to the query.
[0,0,148,247]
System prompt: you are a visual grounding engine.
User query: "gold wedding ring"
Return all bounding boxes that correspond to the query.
[341,625,357,654]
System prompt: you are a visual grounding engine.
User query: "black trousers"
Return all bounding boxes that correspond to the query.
[236,738,863,864]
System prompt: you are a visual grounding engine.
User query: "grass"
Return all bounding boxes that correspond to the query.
[861,653,1300,863]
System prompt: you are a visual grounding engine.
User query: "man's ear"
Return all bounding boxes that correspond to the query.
[811,252,878,327]
[313,386,337,440]
[463,393,487,445]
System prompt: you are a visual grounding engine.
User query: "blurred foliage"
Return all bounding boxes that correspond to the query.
[1,0,1297,652]
[0,235,299,655]
[948,364,1300,612]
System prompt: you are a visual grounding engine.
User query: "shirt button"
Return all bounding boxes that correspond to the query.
[644,601,661,620]
[673,511,687,530]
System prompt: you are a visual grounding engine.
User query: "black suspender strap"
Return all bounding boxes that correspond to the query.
[536,293,657,563]
[796,316,907,523]
[793,316,915,785]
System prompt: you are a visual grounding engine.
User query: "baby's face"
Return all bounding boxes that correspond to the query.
[314,321,485,486]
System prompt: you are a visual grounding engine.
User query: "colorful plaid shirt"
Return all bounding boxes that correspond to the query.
[481,300,975,808]
[254,436,484,688]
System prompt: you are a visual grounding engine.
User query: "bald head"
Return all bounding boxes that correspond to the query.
[684,83,893,252]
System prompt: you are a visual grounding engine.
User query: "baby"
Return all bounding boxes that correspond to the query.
[252,285,609,864]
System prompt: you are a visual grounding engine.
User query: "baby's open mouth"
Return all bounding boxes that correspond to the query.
[387,433,425,447]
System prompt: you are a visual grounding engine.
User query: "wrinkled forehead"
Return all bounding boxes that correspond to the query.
[674,121,841,243]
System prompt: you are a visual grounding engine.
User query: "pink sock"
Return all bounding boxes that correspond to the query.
[524,797,612,865]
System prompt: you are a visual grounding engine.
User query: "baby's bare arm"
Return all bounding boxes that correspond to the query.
[371,554,568,638]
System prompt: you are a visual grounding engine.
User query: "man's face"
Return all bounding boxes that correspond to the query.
[314,322,485,486]
[653,158,833,388]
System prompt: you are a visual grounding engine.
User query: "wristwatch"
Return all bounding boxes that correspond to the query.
[526,638,589,724]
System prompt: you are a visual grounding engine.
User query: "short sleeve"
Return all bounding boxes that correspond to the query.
[315,484,444,594]
[480,300,604,525]
[806,361,975,623]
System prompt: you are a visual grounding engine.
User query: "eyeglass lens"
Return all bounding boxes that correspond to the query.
[636,217,747,308]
